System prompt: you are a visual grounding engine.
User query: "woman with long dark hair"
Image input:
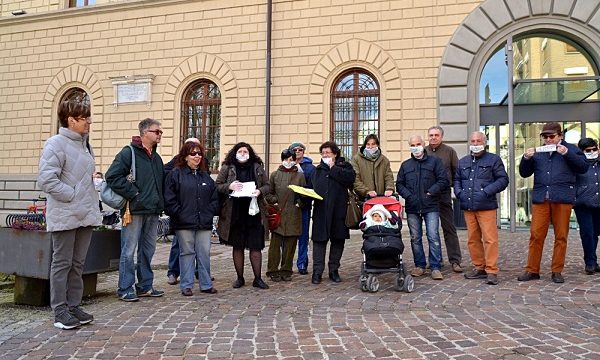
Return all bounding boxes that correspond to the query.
[351,134,395,199]
[164,142,219,296]
[216,142,270,289]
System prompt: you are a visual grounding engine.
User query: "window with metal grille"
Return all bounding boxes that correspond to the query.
[69,0,96,7]
[331,69,380,160]
[58,88,89,133]
[181,79,221,173]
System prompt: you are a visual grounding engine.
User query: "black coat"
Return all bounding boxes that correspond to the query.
[574,159,600,208]
[164,166,219,230]
[395,152,449,214]
[311,157,356,242]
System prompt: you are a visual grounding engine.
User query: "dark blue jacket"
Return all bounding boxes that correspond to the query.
[395,152,448,214]
[574,159,600,208]
[519,140,589,204]
[454,151,509,211]
[164,166,219,230]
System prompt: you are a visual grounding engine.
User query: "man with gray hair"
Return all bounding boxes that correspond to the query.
[106,118,166,302]
[426,125,463,272]
[454,131,508,285]
[396,135,449,280]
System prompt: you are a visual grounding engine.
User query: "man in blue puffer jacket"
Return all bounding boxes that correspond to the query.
[517,122,588,284]
[454,131,508,285]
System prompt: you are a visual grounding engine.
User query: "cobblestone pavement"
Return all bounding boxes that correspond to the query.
[1,228,599,359]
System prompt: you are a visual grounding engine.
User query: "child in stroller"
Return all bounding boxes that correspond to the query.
[359,200,415,293]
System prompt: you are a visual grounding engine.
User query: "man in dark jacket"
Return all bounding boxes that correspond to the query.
[454,131,508,285]
[289,142,315,275]
[396,135,449,280]
[517,122,588,284]
[106,118,165,302]
[311,141,356,284]
[426,126,463,273]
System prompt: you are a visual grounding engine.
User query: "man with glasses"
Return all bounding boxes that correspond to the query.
[517,122,588,283]
[106,118,166,301]
[288,142,315,275]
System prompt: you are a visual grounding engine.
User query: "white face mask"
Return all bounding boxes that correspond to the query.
[409,146,424,157]
[585,151,598,160]
[236,153,249,162]
[321,157,333,166]
[93,178,103,190]
[282,160,296,169]
[364,146,379,155]
[470,145,485,154]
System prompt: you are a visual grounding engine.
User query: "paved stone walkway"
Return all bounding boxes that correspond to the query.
[1,228,599,359]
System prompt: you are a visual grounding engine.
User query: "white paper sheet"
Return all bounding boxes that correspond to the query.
[230,181,256,197]
[536,144,557,153]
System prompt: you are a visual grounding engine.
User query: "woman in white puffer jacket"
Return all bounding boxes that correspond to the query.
[38,97,101,330]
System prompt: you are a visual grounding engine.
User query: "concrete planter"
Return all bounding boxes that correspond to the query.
[0,228,121,305]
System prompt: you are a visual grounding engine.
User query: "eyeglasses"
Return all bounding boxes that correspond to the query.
[75,116,91,123]
[189,151,202,156]
[146,129,163,135]
[541,134,557,139]
[293,148,304,152]
[584,147,598,153]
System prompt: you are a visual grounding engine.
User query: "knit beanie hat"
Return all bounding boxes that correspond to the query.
[289,142,306,151]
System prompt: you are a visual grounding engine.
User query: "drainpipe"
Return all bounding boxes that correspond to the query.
[264,0,272,173]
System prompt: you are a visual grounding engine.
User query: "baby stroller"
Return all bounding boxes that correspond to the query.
[359,196,415,293]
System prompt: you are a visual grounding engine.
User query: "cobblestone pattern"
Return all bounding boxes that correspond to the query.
[1,229,599,359]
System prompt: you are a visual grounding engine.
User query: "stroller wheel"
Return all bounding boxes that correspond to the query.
[394,276,404,292]
[366,275,379,293]
[402,274,415,293]
[359,276,368,292]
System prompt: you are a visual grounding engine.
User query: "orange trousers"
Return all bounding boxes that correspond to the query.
[525,202,572,273]
[464,209,499,274]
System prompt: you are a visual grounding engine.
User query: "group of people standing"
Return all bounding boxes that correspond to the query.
[38,96,599,331]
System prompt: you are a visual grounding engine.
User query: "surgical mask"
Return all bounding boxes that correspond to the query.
[236,153,249,162]
[93,178,103,190]
[364,147,379,155]
[585,151,598,160]
[409,146,424,156]
[470,145,485,154]
[282,160,296,169]
[321,157,333,166]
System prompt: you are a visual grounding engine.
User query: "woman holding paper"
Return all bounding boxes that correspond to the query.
[216,142,271,289]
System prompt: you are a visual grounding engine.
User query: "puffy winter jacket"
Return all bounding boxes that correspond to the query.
[395,152,448,214]
[38,128,102,232]
[454,152,509,211]
[518,140,588,204]
[574,159,600,208]
[164,166,219,230]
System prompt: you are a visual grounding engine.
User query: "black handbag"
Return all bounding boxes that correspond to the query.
[345,190,363,229]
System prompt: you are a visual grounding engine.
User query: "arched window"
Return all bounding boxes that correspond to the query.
[181,79,221,173]
[331,69,380,159]
[58,88,89,133]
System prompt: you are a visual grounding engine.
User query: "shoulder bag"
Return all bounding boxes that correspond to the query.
[100,145,136,209]
[345,190,363,229]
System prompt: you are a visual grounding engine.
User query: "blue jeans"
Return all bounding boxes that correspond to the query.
[574,207,600,267]
[296,207,311,271]
[118,214,159,296]
[407,212,442,270]
[167,235,180,277]
[176,229,212,290]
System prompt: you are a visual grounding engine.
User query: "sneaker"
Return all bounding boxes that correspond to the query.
[136,288,164,297]
[464,269,487,279]
[486,273,498,285]
[551,272,564,283]
[54,308,80,330]
[451,263,464,273]
[167,274,179,285]
[517,271,540,281]
[431,270,443,280]
[411,267,425,277]
[69,306,93,325]
[119,292,139,302]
